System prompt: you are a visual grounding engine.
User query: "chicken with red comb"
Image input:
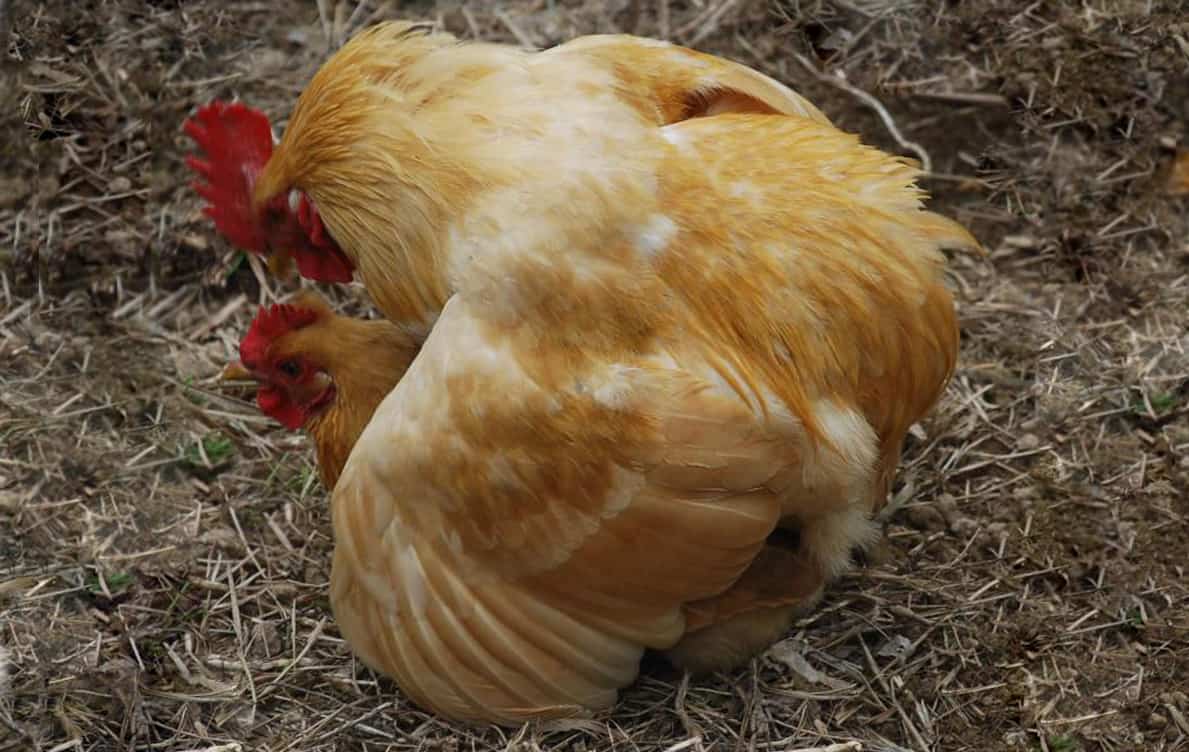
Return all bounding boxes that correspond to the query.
[221,290,417,488]
[236,302,326,430]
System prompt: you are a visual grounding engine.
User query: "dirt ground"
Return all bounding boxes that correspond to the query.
[2,1,1187,750]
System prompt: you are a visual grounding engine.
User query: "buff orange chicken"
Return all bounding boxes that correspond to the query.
[222,294,826,677]
[218,290,417,489]
[184,23,978,724]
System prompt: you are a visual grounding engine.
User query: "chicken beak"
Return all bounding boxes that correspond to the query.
[218,360,256,382]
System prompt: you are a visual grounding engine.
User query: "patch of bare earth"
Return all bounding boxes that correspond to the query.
[1,1,1186,751]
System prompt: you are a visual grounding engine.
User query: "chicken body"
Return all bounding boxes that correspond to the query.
[208,24,976,724]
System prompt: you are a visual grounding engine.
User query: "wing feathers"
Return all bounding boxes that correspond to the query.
[330,303,797,722]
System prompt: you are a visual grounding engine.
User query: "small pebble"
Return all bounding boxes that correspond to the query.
[951,516,979,536]
[906,505,945,531]
[936,493,958,525]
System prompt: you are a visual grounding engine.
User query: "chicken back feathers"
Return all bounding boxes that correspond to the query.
[196,22,978,724]
[246,23,847,330]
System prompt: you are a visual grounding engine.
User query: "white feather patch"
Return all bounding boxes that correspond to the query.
[633,214,678,260]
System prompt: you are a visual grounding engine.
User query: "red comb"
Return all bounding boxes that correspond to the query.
[183,100,275,253]
[240,303,320,368]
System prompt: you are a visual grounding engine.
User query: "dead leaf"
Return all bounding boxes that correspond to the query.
[1169,150,1189,195]
[767,639,855,691]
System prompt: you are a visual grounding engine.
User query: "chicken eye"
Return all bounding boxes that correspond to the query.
[278,359,302,378]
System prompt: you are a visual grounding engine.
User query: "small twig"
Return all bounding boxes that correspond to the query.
[0,711,34,751]
[673,673,705,747]
[246,252,280,305]
[460,4,482,39]
[266,617,326,690]
[495,9,540,49]
[859,637,931,751]
[792,52,932,173]
[684,0,737,47]
[0,0,11,59]
[315,0,333,51]
[342,0,370,41]
[911,90,1009,107]
[787,743,863,752]
[657,0,671,40]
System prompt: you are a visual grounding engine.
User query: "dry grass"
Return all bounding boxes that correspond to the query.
[2,1,1188,750]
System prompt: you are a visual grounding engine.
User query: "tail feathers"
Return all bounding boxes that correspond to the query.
[920,211,986,258]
